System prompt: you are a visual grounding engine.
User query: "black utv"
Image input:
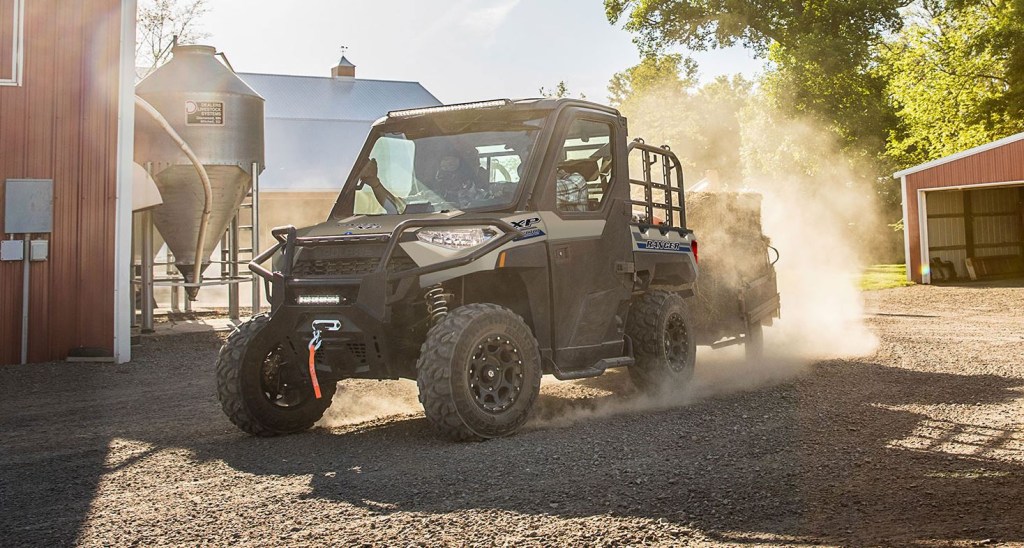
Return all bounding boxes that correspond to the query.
[216,98,778,441]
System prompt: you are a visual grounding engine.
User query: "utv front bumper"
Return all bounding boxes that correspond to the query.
[248,220,522,379]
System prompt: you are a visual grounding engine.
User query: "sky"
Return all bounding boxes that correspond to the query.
[200,0,766,104]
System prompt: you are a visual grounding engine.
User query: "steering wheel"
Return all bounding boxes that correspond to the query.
[492,163,512,183]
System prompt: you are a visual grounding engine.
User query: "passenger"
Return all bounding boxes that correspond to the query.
[555,168,588,212]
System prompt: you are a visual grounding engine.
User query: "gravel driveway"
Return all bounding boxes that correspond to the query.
[1,282,1022,546]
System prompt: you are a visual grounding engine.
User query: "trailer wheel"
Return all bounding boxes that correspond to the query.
[216,314,336,436]
[745,322,764,362]
[626,290,696,393]
[416,304,542,441]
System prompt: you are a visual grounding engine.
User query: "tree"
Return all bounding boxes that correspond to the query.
[136,0,210,78]
[955,0,1024,123]
[604,0,907,56]
[604,0,906,161]
[607,53,697,106]
[880,1,1024,168]
[875,0,1024,173]
[539,81,586,100]
[607,54,752,184]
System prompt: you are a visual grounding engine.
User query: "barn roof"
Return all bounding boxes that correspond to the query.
[894,131,1024,178]
[237,72,440,122]
[235,72,442,190]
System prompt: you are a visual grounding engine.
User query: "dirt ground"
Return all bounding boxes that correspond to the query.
[2,283,1023,546]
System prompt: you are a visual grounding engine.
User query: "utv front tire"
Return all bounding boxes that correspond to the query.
[627,290,696,393]
[216,314,336,436]
[416,304,542,441]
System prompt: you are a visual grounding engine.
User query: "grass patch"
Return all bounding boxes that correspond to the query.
[860,264,914,291]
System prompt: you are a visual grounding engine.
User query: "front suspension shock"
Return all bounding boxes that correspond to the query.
[424,284,449,326]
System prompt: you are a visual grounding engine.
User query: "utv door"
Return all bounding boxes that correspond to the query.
[539,112,634,372]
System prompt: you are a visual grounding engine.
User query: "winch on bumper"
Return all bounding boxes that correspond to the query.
[249,219,523,380]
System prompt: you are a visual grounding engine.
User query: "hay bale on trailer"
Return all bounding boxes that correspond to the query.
[686,192,774,343]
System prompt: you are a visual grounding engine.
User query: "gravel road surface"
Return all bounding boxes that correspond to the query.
[1,282,1022,546]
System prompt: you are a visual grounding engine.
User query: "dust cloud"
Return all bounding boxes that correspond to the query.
[316,93,882,430]
[740,112,880,359]
[246,97,879,430]
[531,85,882,427]
[530,348,807,430]
[634,82,882,362]
[317,379,422,428]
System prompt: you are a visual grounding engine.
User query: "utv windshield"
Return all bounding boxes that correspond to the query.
[339,111,546,215]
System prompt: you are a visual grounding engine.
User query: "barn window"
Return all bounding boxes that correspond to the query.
[0,0,24,87]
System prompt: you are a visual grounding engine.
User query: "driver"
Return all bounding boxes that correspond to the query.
[434,152,487,204]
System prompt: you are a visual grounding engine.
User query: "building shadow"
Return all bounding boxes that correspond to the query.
[2,334,1023,545]
[187,360,1023,545]
[932,276,1024,288]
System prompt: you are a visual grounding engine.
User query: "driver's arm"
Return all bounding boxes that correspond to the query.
[359,159,406,214]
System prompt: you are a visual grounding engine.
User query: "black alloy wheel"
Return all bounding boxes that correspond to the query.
[467,334,525,413]
[259,344,312,408]
[663,312,691,373]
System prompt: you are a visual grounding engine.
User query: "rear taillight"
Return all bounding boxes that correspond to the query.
[691,240,698,263]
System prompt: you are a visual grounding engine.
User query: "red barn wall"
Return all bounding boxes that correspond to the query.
[0,0,126,364]
[904,139,1024,283]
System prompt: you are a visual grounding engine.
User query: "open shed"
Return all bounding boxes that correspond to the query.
[896,133,1024,284]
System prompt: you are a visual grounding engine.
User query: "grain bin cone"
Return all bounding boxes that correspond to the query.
[174,264,206,301]
[147,164,253,299]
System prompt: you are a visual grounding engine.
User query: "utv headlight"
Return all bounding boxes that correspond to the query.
[416,226,499,250]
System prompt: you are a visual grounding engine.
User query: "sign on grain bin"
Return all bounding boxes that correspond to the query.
[185,100,224,125]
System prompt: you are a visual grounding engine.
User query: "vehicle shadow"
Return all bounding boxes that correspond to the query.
[3,333,1023,546]
[185,359,1024,545]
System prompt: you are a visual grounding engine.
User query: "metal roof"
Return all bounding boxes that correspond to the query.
[233,72,441,190]
[893,131,1024,178]
[237,72,441,122]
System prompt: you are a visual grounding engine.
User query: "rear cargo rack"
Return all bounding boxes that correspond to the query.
[628,139,689,235]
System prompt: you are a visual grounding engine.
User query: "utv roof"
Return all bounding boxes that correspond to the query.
[385,98,621,119]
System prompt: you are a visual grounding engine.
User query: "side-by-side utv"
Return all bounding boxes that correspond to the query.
[216,98,780,441]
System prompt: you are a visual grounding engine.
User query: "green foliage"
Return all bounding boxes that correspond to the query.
[880,1,1024,168]
[607,54,697,106]
[605,0,907,55]
[960,0,1024,124]
[604,0,1024,265]
[859,264,913,290]
[605,0,905,191]
[608,54,752,183]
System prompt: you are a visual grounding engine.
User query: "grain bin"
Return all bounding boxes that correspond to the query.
[134,44,264,299]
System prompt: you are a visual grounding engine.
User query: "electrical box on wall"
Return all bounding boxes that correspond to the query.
[30,240,48,261]
[1,239,24,261]
[4,179,54,234]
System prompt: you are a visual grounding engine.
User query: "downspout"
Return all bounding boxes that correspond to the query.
[134,95,212,292]
[113,0,137,363]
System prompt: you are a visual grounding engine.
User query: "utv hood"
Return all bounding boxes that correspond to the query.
[296,211,467,239]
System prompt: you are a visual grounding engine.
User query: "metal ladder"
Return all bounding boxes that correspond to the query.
[220,173,261,320]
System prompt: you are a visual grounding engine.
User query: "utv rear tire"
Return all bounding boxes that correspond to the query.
[416,304,542,441]
[627,290,696,393]
[216,314,336,436]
